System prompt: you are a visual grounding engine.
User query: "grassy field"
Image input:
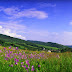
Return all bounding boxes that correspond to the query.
[0,45,72,72]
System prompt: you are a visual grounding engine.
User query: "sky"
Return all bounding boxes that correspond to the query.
[0,0,72,45]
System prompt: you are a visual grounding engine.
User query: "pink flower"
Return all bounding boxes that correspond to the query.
[4,57,8,61]
[16,47,18,50]
[15,62,17,65]
[19,53,21,55]
[11,64,13,67]
[26,68,28,71]
[14,58,19,62]
[9,46,11,49]
[9,51,12,54]
[21,62,23,65]
[26,60,29,64]
[0,50,2,53]
[31,66,35,71]
[7,54,10,58]
[14,58,17,61]
[38,65,41,67]
[24,65,26,68]
[3,47,6,50]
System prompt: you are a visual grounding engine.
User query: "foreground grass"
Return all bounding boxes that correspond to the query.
[0,46,72,72]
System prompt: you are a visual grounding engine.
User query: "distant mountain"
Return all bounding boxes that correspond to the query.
[27,40,69,49]
[66,45,72,48]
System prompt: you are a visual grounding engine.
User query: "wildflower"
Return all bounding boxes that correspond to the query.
[16,47,18,50]
[24,65,26,68]
[31,65,35,71]
[11,64,13,67]
[26,60,29,64]
[9,64,13,67]
[15,62,17,65]
[21,62,23,64]
[4,57,8,61]
[19,53,21,55]
[38,65,41,67]
[26,68,28,71]
[56,54,60,58]
[14,58,19,62]
[0,50,2,53]
[7,54,10,58]
[14,58,17,61]
[3,47,6,50]
[9,46,11,49]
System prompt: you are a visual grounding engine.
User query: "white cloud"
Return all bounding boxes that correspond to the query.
[0,21,26,33]
[0,21,72,45]
[0,26,2,28]
[26,30,72,45]
[0,7,48,19]
[69,21,72,25]
[0,21,26,40]
[39,3,56,8]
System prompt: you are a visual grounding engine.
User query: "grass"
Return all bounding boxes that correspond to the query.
[36,44,58,50]
[0,45,72,72]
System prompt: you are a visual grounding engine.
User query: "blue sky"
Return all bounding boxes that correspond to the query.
[0,0,72,45]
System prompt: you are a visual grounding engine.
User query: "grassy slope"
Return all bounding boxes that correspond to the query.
[27,40,69,49]
[0,45,72,72]
[0,34,60,51]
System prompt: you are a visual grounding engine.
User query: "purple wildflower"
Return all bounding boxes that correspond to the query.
[3,47,6,50]
[24,65,26,68]
[26,68,28,71]
[14,58,19,62]
[9,64,13,67]
[9,46,11,49]
[15,62,17,65]
[7,54,10,58]
[19,53,21,55]
[11,64,13,67]
[38,65,41,67]
[31,65,35,71]
[14,58,17,61]
[26,60,29,64]
[0,50,2,53]
[4,57,8,61]
[21,62,24,65]
[16,47,18,50]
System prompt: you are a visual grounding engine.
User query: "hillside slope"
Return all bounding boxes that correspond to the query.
[0,34,70,52]
[0,34,59,51]
[27,40,69,49]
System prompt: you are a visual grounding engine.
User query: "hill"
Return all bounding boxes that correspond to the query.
[0,34,59,51]
[27,40,68,49]
[0,34,71,52]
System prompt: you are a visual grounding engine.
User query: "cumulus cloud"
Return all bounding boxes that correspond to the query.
[0,21,26,40]
[0,21,26,33]
[0,6,48,19]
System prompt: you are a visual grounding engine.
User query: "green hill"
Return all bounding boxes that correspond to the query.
[0,34,59,51]
[0,34,71,52]
[27,40,68,49]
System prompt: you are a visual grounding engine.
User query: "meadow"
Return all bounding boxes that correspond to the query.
[0,45,72,72]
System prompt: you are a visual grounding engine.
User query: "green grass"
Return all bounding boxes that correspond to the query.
[0,46,72,72]
[36,44,58,50]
